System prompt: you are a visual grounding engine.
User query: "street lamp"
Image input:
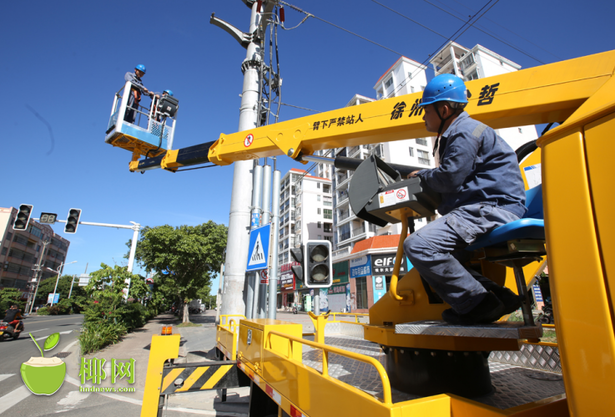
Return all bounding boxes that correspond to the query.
[49,260,77,306]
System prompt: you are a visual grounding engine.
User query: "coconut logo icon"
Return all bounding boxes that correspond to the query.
[21,333,66,395]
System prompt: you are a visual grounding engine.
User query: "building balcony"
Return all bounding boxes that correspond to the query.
[332,246,351,260]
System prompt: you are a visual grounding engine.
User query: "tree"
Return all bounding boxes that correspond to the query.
[133,222,227,323]
[35,275,86,307]
[0,288,25,318]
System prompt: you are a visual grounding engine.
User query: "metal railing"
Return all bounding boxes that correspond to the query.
[265,330,392,405]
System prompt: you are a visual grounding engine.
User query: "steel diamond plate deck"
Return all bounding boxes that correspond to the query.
[395,320,543,339]
[302,333,564,410]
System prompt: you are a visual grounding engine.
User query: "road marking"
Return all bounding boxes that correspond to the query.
[35,330,72,341]
[61,340,78,353]
[63,376,247,416]
[55,390,90,413]
[27,328,49,333]
[0,374,15,383]
[0,386,31,414]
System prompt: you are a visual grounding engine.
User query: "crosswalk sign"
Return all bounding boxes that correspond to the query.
[247,224,270,272]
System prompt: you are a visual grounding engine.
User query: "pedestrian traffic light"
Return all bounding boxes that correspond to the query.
[304,240,332,288]
[13,204,33,231]
[64,208,82,234]
[290,245,304,284]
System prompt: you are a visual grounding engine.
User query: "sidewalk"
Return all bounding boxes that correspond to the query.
[64,310,317,415]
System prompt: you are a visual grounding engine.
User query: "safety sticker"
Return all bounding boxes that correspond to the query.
[244,133,254,147]
[290,404,306,417]
[266,384,282,405]
[378,187,409,208]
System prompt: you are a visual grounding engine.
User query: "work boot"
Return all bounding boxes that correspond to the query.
[491,286,522,315]
[442,292,505,325]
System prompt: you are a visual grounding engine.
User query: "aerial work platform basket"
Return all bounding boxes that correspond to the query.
[105,81,178,161]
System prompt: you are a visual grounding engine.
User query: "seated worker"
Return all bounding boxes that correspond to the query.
[404,74,526,325]
[151,90,173,122]
[124,64,154,124]
[4,304,23,333]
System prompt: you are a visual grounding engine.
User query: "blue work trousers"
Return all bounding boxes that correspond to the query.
[403,203,519,314]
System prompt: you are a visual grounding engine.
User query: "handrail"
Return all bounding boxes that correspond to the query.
[388,215,408,301]
[265,330,393,405]
[330,312,369,323]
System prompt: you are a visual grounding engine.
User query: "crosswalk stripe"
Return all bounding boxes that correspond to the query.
[0,374,15,383]
[0,386,31,414]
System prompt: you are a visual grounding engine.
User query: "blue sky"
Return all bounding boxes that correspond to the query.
[2,0,614,293]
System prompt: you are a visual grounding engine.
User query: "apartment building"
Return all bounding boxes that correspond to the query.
[429,41,538,151]
[0,207,70,297]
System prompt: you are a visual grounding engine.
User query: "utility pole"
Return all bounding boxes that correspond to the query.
[212,1,276,317]
[28,238,50,314]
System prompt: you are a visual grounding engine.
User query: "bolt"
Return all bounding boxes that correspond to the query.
[287,148,295,157]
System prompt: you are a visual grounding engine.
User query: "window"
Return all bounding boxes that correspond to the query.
[317,208,321,215]
[410,86,415,93]
[317,183,321,189]
[317,235,322,240]
[407,72,413,80]
[408,147,414,157]
[1,247,6,255]
[418,149,430,165]
[317,195,321,201]
[30,226,43,239]
[323,209,332,219]
[384,77,393,89]
[317,221,322,229]
[416,138,428,146]
[356,277,368,309]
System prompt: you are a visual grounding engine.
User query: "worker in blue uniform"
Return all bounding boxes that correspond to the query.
[404,74,526,325]
[124,64,153,124]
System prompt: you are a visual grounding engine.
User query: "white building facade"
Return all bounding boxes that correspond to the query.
[430,42,538,151]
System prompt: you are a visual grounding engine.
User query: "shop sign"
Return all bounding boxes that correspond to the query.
[349,255,371,278]
[371,254,407,275]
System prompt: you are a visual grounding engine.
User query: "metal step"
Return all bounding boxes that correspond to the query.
[395,320,543,339]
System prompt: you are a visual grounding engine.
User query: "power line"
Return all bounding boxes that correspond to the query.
[370,0,449,40]
[419,0,547,64]
[437,0,561,61]
[384,0,501,99]
[280,1,404,57]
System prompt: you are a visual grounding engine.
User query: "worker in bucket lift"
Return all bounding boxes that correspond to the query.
[152,90,173,122]
[403,74,526,325]
[124,64,154,124]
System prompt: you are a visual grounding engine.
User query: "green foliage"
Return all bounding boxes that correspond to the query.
[34,275,86,309]
[132,222,227,323]
[36,307,50,315]
[0,288,25,317]
[79,322,127,355]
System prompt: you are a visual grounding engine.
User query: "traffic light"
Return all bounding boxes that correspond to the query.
[64,208,82,234]
[304,240,332,288]
[13,204,33,231]
[290,245,304,285]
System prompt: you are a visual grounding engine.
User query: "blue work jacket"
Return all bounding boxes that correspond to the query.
[417,112,527,218]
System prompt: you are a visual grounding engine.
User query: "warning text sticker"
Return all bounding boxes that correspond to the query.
[378,187,409,208]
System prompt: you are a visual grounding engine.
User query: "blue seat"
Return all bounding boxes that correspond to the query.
[466,184,544,252]
[465,184,545,329]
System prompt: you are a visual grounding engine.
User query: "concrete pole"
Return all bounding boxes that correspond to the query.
[220,2,263,317]
[258,162,272,318]
[268,163,281,318]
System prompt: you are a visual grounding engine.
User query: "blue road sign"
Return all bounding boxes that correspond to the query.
[246,224,271,272]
